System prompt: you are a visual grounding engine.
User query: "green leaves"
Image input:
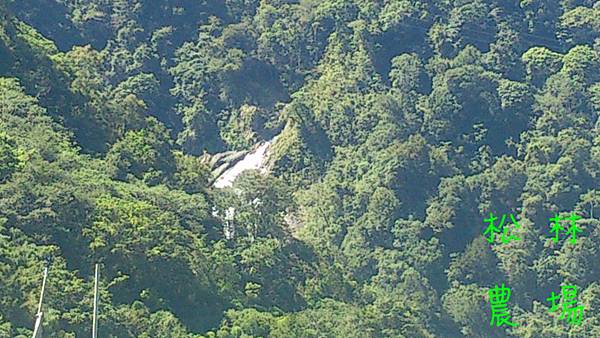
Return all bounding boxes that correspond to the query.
[106,117,175,185]
[0,132,21,183]
[3,0,600,336]
[522,47,563,87]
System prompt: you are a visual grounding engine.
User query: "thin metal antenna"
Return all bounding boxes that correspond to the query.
[92,264,99,338]
[32,267,48,338]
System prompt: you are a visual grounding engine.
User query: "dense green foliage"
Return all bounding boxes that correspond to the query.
[1,0,599,337]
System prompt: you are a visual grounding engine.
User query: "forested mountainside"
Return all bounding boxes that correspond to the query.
[1,0,599,337]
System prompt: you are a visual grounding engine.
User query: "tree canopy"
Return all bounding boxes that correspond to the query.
[1,0,600,337]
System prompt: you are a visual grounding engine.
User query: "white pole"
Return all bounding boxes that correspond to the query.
[92,264,99,338]
[32,267,48,338]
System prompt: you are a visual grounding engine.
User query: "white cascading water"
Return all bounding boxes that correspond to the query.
[213,138,274,188]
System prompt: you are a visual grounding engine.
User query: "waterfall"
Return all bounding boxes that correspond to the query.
[213,138,275,188]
